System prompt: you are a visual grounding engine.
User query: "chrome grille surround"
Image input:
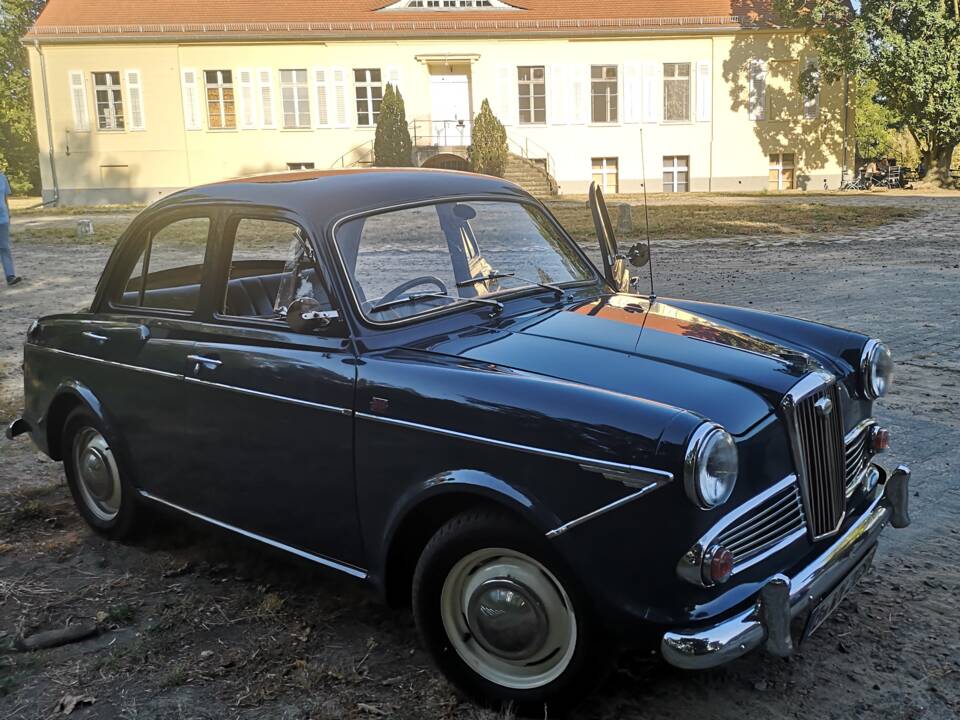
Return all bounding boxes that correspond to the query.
[676,474,807,587]
[781,371,847,540]
[844,419,876,497]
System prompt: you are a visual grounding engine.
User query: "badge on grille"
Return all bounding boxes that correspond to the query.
[814,397,833,417]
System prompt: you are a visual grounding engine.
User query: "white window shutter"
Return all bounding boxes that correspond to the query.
[549,65,567,125]
[312,67,330,128]
[181,68,202,130]
[623,62,641,123]
[571,65,588,124]
[236,69,256,129]
[124,70,146,131]
[749,60,766,121]
[68,71,90,131]
[642,62,660,123]
[696,61,712,122]
[494,65,513,126]
[332,67,351,129]
[257,68,276,129]
[386,65,403,96]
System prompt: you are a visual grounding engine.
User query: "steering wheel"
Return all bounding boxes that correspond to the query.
[378,276,449,305]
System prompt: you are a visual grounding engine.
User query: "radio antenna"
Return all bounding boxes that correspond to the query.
[639,128,656,300]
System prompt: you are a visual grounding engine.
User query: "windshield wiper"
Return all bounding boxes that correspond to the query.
[370,291,504,316]
[457,272,564,298]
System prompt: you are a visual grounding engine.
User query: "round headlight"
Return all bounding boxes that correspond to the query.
[684,423,739,509]
[860,339,893,399]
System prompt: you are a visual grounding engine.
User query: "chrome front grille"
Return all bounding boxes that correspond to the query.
[716,481,805,565]
[782,373,847,540]
[844,423,872,496]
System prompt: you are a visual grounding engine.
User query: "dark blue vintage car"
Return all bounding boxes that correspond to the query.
[7,169,910,712]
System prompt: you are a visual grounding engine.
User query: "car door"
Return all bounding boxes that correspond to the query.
[168,211,363,570]
[90,211,218,499]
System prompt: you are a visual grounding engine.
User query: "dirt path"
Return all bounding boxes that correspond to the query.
[1,195,959,719]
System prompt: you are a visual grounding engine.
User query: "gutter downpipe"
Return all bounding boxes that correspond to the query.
[841,72,850,187]
[33,38,61,208]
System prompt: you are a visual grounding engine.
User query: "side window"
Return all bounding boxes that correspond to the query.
[222,218,331,320]
[118,217,210,312]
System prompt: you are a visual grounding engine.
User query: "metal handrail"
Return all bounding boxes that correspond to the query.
[329,138,375,169]
[506,133,556,184]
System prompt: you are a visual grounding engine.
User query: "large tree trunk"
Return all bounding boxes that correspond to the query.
[919,141,958,188]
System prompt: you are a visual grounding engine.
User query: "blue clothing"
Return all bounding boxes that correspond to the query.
[0,222,14,279]
[0,173,10,224]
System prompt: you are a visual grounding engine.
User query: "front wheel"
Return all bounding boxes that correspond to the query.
[412,510,613,715]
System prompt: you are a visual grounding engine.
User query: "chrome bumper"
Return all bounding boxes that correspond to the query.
[661,465,911,670]
[5,417,31,441]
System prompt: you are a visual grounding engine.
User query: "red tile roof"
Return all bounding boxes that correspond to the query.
[29,0,774,40]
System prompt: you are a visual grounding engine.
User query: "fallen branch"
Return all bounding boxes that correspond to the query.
[14,621,99,651]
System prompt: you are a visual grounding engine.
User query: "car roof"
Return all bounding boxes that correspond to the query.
[157,168,535,224]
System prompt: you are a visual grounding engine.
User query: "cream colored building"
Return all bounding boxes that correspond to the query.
[25,0,852,205]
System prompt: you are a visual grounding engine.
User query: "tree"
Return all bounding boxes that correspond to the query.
[0,0,43,194]
[855,78,899,160]
[470,99,508,177]
[373,83,413,167]
[776,0,960,186]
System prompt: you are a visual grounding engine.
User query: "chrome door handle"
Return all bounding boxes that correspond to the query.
[82,331,109,343]
[187,354,223,374]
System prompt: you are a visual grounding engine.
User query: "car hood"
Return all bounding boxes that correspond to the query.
[407,295,825,435]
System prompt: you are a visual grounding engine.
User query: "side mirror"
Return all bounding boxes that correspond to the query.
[286,297,340,334]
[626,243,650,268]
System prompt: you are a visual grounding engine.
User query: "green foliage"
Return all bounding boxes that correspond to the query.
[855,78,900,159]
[777,0,960,184]
[0,0,43,194]
[373,84,412,167]
[470,99,507,177]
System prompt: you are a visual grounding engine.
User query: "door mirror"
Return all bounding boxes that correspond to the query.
[626,243,650,268]
[286,297,340,334]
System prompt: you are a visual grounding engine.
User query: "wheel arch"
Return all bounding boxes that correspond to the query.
[44,381,114,461]
[378,470,559,608]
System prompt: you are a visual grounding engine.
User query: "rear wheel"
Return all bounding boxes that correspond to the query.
[62,407,139,539]
[412,510,613,715]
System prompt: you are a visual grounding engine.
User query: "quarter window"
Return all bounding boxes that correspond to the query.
[591,65,618,123]
[280,69,311,129]
[663,63,691,122]
[204,70,236,130]
[663,156,690,193]
[118,217,210,312]
[591,157,618,194]
[93,71,125,130]
[517,66,546,124]
[768,152,796,191]
[354,69,383,126]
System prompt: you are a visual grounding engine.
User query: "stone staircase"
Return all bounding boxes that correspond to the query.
[504,154,558,196]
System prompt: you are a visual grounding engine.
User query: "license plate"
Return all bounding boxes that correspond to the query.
[802,546,876,642]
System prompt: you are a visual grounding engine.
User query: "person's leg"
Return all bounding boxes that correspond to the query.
[0,222,16,281]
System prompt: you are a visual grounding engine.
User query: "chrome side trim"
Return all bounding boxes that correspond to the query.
[356,411,674,488]
[29,345,180,379]
[545,484,664,539]
[138,491,368,579]
[184,377,352,416]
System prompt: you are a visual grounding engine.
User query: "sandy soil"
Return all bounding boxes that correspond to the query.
[1,195,958,719]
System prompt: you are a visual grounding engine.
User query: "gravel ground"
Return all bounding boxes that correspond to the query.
[1,193,958,719]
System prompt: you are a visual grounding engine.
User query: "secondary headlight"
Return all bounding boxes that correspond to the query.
[683,423,739,509]
[860,339,893,399]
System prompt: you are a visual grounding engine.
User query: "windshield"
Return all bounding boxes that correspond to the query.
[335,200,595,322]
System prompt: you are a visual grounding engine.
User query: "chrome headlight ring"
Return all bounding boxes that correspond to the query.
[683,422,739,510]
[860,339,893,400]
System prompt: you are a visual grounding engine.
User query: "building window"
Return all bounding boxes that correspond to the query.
[590,66,618,124]
[280,69,311,129]
[287,162,315,171]
[354,69,383,127]
[591,157,618,194]
[663,63,691,122]
[768,153,795,190]
[93,72,125,130]
[204,70,236,130]
[749,61,767,121]
[662,156,690,193]
[803,60,820,120]
[517,66,546,124]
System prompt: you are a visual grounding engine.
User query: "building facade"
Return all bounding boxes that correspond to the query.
[26,0,853,205]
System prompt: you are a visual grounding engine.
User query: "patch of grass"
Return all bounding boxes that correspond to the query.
[544,201,918,242]
[12,203,146,217]
[0,499,48,532]
[10,221,130,246]
[105,603,137,625]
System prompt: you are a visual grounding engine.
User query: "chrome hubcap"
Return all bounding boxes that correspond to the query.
[441,548,577,690]
[73,428,121,522]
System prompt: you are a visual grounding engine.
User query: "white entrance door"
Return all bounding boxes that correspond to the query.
[430,75,471,146]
